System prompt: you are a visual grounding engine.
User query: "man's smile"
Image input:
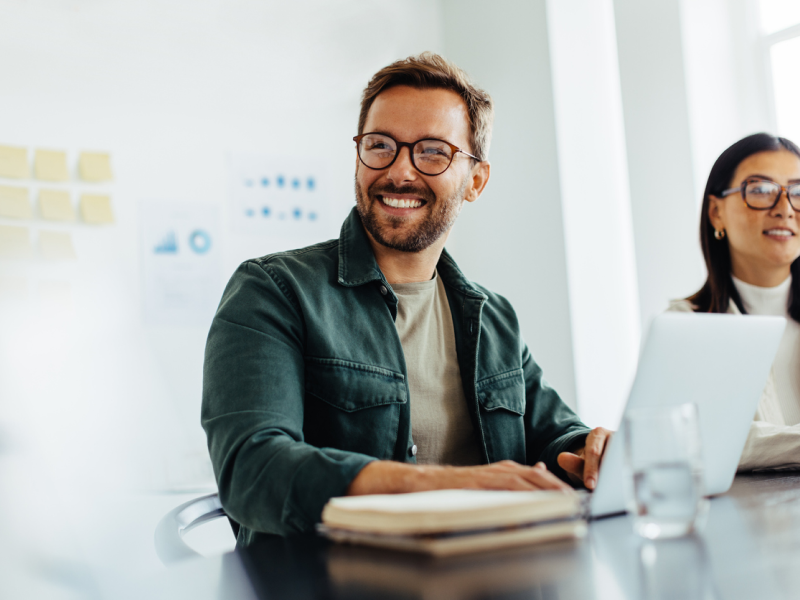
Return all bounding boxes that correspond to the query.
[374,192,430,216]
[379,194,426,209]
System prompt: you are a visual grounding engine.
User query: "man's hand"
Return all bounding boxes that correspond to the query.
[557,427,613,490]
[347,459,572,496]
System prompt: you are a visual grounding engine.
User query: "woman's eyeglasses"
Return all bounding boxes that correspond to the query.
[721,177,800,211]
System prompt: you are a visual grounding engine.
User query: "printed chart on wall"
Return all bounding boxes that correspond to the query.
[140,201,222,326]
[227,154,331,239]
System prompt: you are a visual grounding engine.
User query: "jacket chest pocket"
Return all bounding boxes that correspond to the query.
[477,368,526,463]
[303,357,406,459]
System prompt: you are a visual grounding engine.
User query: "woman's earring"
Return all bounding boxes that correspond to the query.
[714,229,726,240]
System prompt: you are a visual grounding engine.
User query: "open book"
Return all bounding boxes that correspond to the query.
[319,489,586,556]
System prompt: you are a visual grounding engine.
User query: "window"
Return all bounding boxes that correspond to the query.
[761,0,800,143]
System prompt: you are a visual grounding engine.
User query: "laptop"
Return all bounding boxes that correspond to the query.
[590,312,786,518]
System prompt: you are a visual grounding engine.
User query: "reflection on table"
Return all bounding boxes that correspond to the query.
[119,473,800,600]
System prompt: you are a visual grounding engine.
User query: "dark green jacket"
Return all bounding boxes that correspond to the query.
[202,208,590,546]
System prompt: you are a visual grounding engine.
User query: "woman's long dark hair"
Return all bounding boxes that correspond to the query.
[688,132,800,322]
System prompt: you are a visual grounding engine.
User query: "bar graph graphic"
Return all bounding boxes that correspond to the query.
[153,231,178,254]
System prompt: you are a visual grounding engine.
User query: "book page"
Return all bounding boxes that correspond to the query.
[328,489,561,513]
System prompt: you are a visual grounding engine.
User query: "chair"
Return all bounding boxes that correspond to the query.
[154,493,239,566]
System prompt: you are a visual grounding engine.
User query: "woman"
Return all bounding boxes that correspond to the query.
[671,132,800,471]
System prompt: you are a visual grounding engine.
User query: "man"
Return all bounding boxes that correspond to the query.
[202,52,611,546]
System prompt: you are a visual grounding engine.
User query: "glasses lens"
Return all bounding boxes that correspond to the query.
[744,180,780,208]
[358,134,397,169]
[789,184,800,210]
[413,139,454,175]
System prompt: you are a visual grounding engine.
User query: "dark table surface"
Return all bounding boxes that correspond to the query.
[126,473,800,600]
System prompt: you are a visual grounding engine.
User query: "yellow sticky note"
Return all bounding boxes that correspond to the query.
[0,145,29,179]
[35,149,69,181]
[39,230,77,260]
[79,152,113,182]
[80,193,114,224]
[38,280,72,309]
[0,225,32,258]
[39,189,74,221]
[0,185,32,219]
[0,276,27,301]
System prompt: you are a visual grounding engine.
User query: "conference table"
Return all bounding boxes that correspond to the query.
[128,473,800,600]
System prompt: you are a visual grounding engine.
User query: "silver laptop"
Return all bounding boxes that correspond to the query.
[590,313,786,518]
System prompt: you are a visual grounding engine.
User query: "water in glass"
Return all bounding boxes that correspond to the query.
[632,461,703,539]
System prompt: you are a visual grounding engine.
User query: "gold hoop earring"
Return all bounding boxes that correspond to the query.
[714,229,726,240]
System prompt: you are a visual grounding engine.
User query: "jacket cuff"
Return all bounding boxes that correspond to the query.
[282,450,376,532]
[541,428,591,484]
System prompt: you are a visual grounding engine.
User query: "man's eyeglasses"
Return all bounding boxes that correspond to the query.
[353,132,479,176]
[721,177,800,211]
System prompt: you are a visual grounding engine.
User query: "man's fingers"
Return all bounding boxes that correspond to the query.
[462,461,574,492]
[557,452,584,478]
[583,428,612,490]
[518,464,572,491]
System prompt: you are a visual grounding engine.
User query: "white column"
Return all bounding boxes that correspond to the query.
[613,0,705,329]
[546,0,641,429]
[680,0,774,205]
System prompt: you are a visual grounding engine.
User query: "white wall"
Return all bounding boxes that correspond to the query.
[441,0,579,409]
[0,0,444,585]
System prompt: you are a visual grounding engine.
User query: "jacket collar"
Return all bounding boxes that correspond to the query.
[337,206,487,300]
[437,248,488,300]
[337,207,385,287]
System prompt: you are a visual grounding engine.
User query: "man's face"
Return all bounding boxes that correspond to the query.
[355,85,476,253]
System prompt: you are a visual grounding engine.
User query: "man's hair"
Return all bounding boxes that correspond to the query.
[358,52,494,161]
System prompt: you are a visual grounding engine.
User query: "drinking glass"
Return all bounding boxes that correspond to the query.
[624,403,706,539]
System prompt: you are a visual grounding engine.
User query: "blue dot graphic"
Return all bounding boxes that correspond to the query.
[261,177,270,187]
[292,178,300,190]
[293,208,302,219]
[245,179,254,187]
[245,208,255,217]
[262,207,271,217]
[308,212,317,221]
[307,177,315,191]
[277,175,285,188]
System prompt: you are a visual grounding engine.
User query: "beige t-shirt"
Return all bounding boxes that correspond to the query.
[392,271,483,466]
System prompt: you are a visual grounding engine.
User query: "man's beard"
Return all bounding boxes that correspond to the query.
[355,175,469,253]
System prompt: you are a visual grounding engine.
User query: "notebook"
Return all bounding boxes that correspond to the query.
[319,489,586,556]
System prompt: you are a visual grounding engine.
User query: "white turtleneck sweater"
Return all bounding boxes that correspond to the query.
[732,275,800,426]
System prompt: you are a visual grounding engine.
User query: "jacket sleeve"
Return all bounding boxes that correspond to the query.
[201,261,375,536]
[521,344,591,482]
[738,421,800,471]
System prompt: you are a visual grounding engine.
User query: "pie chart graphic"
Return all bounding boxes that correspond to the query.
[189,229,212,254]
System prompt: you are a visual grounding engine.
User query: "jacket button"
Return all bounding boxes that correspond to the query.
[410,444,417,457]
[380,285,388,296]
